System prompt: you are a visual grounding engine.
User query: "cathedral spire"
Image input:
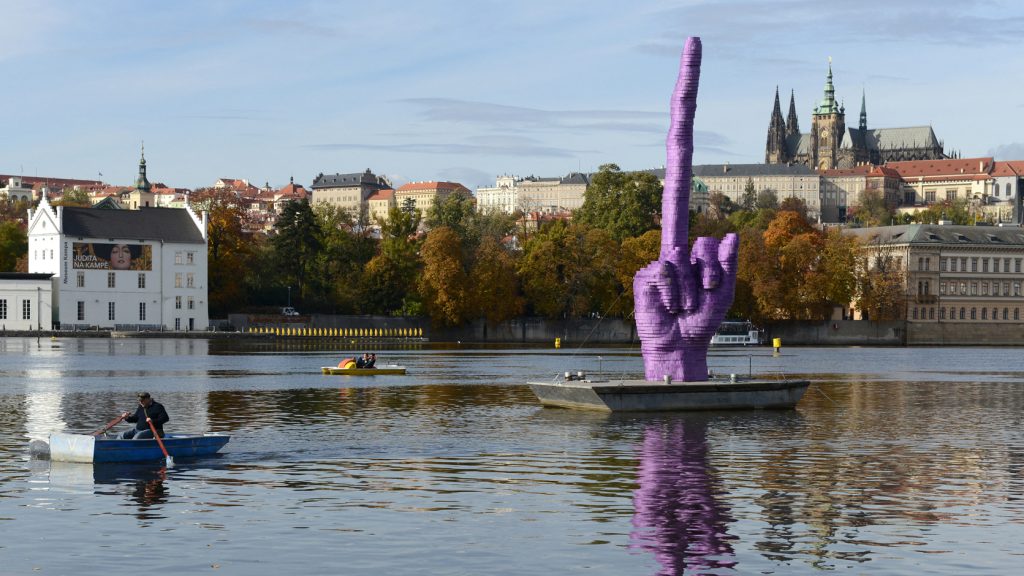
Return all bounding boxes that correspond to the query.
[135,141,151,193]
[859,88,867,131]
[765,87,788,163]
[786,89,800,137]
[816,58,839,115]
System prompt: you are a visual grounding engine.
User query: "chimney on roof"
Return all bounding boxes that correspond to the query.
[979,160,984,172]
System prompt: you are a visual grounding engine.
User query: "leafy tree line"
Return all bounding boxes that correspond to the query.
[0,169,910,325]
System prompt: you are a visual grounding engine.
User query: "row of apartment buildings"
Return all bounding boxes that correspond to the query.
[309,169,472,223]
[6,154,1024,233]
[848,222,1024,344]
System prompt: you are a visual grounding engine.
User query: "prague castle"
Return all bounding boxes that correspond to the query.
[766,61,947,170]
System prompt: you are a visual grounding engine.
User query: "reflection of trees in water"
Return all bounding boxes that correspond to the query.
[631,420,735,575]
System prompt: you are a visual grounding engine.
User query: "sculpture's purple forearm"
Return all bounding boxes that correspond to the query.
[661,37,701,261]
[633,36,739,382]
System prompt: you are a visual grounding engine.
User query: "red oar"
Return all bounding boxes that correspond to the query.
[143,405,173,467]
[92,414,127,436]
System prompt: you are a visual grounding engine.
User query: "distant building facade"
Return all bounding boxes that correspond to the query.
[654,164,822,220]
[311,169,391,216]
[367,188,396,223]
[517,173,589,214]
[475,175,519,214]
[395,181,471,217]
[766,62,947,170]
[848,224,1024,325]
[475,173,589,215]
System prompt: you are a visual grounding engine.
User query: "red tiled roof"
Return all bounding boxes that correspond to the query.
[992,161,1024,177]
[367,188,394,201]
[396,181,470,193]
[276,183,309,199]
[0,174,102,187]
[884,157,994,177]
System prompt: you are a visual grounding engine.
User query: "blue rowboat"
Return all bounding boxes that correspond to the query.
[48,432,230,463]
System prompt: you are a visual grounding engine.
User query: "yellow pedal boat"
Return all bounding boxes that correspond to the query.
[321,365,407,375]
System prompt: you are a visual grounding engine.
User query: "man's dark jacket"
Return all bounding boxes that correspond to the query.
[125,401,170,436]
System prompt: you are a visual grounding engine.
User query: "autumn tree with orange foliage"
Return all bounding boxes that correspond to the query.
[190,187,258,316]
[419,226,471,326]
[739,211,857,321]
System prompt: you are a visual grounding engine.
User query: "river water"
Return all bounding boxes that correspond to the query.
[1,338,1022,575]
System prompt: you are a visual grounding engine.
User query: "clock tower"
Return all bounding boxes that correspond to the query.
[810,59,845,170]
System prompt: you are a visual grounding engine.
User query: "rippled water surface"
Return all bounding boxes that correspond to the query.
[2,338,1024,575]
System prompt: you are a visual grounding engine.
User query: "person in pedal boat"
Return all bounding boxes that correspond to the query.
[119,392,170,439]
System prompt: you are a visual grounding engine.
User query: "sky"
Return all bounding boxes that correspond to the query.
[2,0,1023,191]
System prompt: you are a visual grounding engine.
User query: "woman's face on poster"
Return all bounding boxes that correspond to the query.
[110,244,131,270]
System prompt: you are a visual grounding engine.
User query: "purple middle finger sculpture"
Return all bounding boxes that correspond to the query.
[633,36,739,382]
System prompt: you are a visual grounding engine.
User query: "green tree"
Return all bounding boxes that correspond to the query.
[311,203,376,313]
[401,197,417,214]
[425,193,475,236]
[575,164,662,240]
[0,221,28,272]
[910,199,971,225]
[518,222,620,318]
[0,198,31,223]
[468,236,524,324]
[360,206,422,315]
[53,187,92,207]
[755,189,779,210]
[272,200,321,307]
[850,188,894,226]
[741,178,756,211]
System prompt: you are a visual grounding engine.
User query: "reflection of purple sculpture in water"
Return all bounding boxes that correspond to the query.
[634,37,738,382]
[631,420,736,574]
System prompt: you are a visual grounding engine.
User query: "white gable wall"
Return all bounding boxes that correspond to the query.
[27,198,209,330]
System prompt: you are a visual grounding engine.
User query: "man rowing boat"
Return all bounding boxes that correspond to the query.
[119,392,169,439]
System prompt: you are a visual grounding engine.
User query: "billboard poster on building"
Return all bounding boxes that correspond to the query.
[72,242,153,271]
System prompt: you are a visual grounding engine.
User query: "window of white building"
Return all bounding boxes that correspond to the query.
[139,302,146,321]
[108,302,115,321]
[77,301,85,321]
[77,272,85,288]
[107,272,115,288]
[138,274,146,289]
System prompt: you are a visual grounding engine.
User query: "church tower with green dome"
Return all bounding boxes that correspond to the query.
[809,59,846,170]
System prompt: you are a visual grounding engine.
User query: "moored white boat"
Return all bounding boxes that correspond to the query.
[710,321,761,346]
